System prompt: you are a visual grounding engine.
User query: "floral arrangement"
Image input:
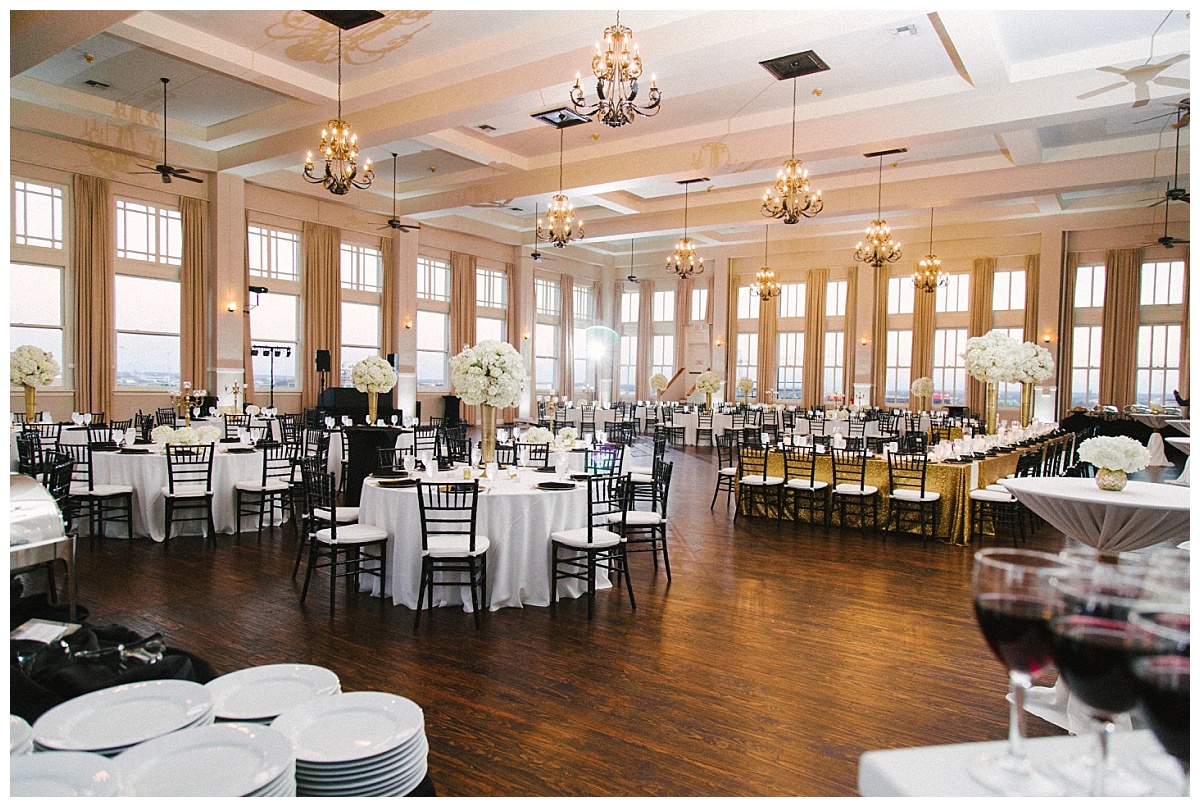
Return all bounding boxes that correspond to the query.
[649,373,669,393]
[1149,402,1165,414]
[963,330,1022,384]
[696,371,721,394]
[245,404,260,416]
[557,426,578,443]
[1013,342,1055,384]
[351,355,398,394]
[151,424,220,446]
[736,376,755,394]
[911,376,934,398]
[11,345,60,387]
[520,426,553,444]
[449,340,526,408]
[1077,435,1150,473]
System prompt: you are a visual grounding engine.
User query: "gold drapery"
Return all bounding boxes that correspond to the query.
[72,175,114,416]
[803,268,828,408]
[180,196,209,391]
[843,266,859,401]
[872,266,891,408]
[379,236,398,410]
[559,273,574,399]
[636,280,654,400]
[301,222,341,410]
[1098,248,1143,408]
[1055,253,1079,418]
[450,252,477,421]
[911,277,936,385]
[1023,254,1040,345]
[756,294,778,402]
[967,257,996,415]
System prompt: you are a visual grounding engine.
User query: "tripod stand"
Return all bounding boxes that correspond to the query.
[250,344,291,408]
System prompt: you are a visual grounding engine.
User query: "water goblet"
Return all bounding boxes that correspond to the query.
[554,452,569,481]
[403,455,416,475]
[83,413,92,426]
[486,461,499,483]
[390,415,398,426]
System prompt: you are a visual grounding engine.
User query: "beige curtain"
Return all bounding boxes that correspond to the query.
[636,281,654,400]
[72,175,114,415]
[1023,254,1040,343]
[674,277,693,382]
[612,280,625,402]
[803,268,828,408]
[843,266,858,401]
[503,262,520,423]
[179,197,208,390]
[1055,253,1079,417]
[872,266,890,407]
[1180,260,1190,401]
[379,236,398,409]
[756,295,777,402]
[967,257,996,414]
[242,212,256,405]
[725,271,739,392]
[449,252,476,421]
[301,222,341,410]
[911,280,936,387]
[1098,248,1143,408]
[559,274,574,398]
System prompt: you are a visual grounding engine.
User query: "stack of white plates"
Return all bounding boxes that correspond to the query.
[116,723,296,796]
[32,680,214,756]
[206,663,341,723]
[271,692,428,797]
[11,715,33,756]
[10,751,123,796]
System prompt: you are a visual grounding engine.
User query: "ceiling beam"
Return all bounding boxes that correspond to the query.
[11,10,138,77]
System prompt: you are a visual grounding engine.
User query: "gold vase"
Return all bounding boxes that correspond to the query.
[23,384,36,422]
[705,392,713,412]
[985,382,999,435]
[481,404,497,464]
[1095,467,1128,491]
[1019,382,1034,428]
[368,391,379,424]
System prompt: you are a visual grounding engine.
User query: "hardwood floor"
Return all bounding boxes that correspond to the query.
[66,436,1092,796]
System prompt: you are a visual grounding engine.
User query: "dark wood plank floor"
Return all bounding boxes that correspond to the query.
[62,435,1117,796]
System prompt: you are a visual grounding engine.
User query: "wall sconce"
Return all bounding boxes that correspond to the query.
[714,337,723,347]
[522,330,531,341]
[861,336,869,345]
[404,318,412,329]
[1043,333,1051,343]
[227,301,238,313]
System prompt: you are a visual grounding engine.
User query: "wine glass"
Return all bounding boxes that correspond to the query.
[420,449,435,480]
[402,454,416,475]
[969,548,1066,795]
[390,414,398,426]
[554,451,569,481]
[1125,603,1189,782]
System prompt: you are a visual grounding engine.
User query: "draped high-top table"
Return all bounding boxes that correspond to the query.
[1165,435,1189,485]
[357,467,603,612]
[1126,412,1177,466]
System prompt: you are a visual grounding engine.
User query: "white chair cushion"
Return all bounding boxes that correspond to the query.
[234,479,291,493]
[423,534,490,558]
[315,523,389,545]
[314,506,359,524]
[891,488,941,502]
[719,466,738,476]
[550,527,623,548]
[785,479,829,490]
[629,472,654,484]
[740,475,784,486]
[834,483,878,496]
[629,465,653,475]
[970,488,1017,503]
[606,510,663,526]
[985,484,1009,492]
[71,483,132,498]
[162,483,211,498]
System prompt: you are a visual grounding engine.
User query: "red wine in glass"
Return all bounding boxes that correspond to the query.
[974,593,1054,675]
[1049,615,1139,716]
[1130,655,1190,768]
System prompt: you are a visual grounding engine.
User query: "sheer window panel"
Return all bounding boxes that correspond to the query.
[13,180,64,249]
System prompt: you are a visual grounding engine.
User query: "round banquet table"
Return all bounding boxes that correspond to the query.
[999,476,1190,553]
[357,468,604,612]
[1165,435,1189,486]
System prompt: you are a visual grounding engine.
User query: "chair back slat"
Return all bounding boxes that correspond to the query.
[165,444,215,493]
[737,447,771,481]
[417,480,480,552]
[831,446,868,489]
[887,451,929,494]
[782,445,818,486]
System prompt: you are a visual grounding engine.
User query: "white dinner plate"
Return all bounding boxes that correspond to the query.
[296,732,426,780]
[293,729,424,774]
[116,723,296,797]
[11,714,32,753]
[205,664,340,721]
[1178,541,1190,551]
[296,734,427,786]
[299,754,426,797]
[271,691,423,764]
[10,751,124,796]
[33,680,212,752]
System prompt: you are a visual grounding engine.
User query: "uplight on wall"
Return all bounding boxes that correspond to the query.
[861,336,869,345]
[523,330,531,340]
[1043,333,1052,343]
[227,301,238,313]
[404,318,412,329]
[714,336,723,347]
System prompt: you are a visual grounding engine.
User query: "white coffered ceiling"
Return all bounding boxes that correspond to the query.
[10,8,1190,265]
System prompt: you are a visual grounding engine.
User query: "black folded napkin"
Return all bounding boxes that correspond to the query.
[219,437,241,444]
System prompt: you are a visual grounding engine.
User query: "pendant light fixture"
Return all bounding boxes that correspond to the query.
[911,207,945,293]
[537,127,584,248]
[570,10,661,128]
[303,28,373,195]
[853,150,904,269]
[666,178,705,278]
[761,80,822,223]
[751,225,781,300]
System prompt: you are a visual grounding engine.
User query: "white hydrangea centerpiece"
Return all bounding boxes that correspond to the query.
[245,404,260,416]
[1013,342,1055,384]
[351,355,398,394]
[152,424,220,446]
[696,371,721,394]
[736,376,755,394]
[1077,435,1150,473]
[521,426,553,444]
[557,426,578,445]
[449,340,526,408]
[10,345,59,388]
[963,330,1023,384]
[649,373,669,393]
[911,376,934,398]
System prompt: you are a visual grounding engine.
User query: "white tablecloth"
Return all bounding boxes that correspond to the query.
[358,468,605,612]
[1164,419,1190,435]
[1128,413,1175,467]
[91,447,274,542]
[1000,477,1190,552]
[1165,436,1190,486]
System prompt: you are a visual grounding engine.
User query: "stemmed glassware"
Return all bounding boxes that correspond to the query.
[419,450,435,480]
[1124,603,1190,781]
[969,548,1066,795]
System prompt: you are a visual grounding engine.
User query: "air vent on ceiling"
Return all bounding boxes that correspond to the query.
[892,25,918,37]
[84,79,110,89]
[304,10,385,30]
[677,177,710,185]
[476,124,497,132]
[759,50,830,81]
[864,148,908,158]
[531,107,591,128]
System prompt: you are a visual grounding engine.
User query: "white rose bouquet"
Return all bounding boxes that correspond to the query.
[696,371,721,394]
[521,426,553,444]
[911,376,934,398]
[195,425,220,444]
[1013,342,1055,384]
[352,355,398,394]
[151,425,176,446]
[963,330,1022,384]
[245,404,261,416]
[449,340,527,408]
[1077,435,1150,473]
[10,345,59,387]
[649,373,669,393]
[557,426,578,443]
[736,376,755,394]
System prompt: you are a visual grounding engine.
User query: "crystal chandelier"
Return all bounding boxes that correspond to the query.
[537,129,584,248]
[304,29,373,195]
[854,153,902,268]
[912,207,946,293]
[751,225,780,300]
[666,180,704,278]
[762,81,822,223]
[570,11,661,128]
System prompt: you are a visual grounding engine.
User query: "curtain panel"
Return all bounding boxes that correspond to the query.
[636,281,654,401]
[1180,261,1190,402]
[1098,248,1143,408]
[1055,253,1079,418]
[71,175,114,416]
[503,262,520,423]
[725,270,738,395]
[301,222,341,410]
[559,273,574,399]
[911,280,936,390]
[242,212,256,404]
[843,266,859,401]
[180,197,208,391]
[449,252,477,422]
[803,268,828,408]
[674,277,693,388]
[1023,254,1040,344]
[967,257,996,415]
[379,236,398,407]
[756,295,778,403]
[872,266,890,408]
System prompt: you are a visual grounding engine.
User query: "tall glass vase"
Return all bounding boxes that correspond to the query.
[481,404,497,464]
[367,391,379,424]
[705,392,713,412]
[986,382,999,435]
[1019,383,1034,427]
[23,384,36,422]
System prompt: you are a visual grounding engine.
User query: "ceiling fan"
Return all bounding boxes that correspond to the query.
[529,204,554,262]
[1143,101,1190,207]
[1144,181,1190,249]
[378,153,421,232]
[130,78,202,184]
[626,239,649,283]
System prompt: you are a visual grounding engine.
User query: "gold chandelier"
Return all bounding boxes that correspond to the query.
[751,225,780,300]
[537,128,584,248]
[666,179,704,278]
[912,207,946,293]
[570,11,661,128]
[762,80,822,223]
[854,153,902,268]
[304,29,373,195]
